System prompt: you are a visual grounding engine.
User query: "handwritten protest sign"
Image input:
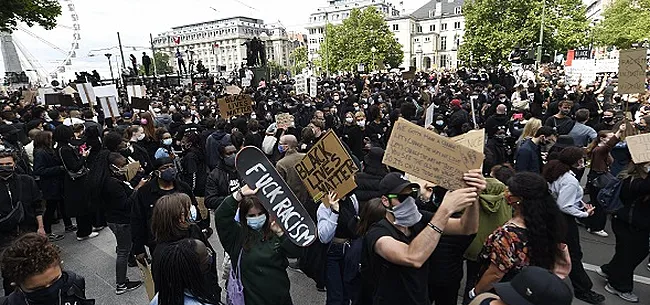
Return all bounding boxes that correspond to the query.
[309,76,318,98]
[295,131,359,204]
[452,129,485,154]
[626,133,650,164]
[383,118,484,191]
[275,113,294,130]
[618,49,647,94]
[218,94,253,119]
[225,85,242,95]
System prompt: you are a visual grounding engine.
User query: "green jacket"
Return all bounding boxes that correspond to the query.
[215,195,301,305]
[464,178,512,261]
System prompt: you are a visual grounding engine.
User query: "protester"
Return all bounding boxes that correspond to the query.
[568,109,597,148]
[514,126,557,173]
[514,118,541,149]
[204,134,241,210]
[545,100,575,135]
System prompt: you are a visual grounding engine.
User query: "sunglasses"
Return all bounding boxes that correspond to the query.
[387,189,419,202]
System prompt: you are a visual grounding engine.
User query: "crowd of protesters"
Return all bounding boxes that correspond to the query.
[0,63,649,305]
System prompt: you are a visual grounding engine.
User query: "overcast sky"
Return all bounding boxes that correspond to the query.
[0,0,429,82]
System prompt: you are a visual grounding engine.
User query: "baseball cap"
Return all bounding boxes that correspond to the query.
[451,99,462,107]
[494,266,572,305]
[379,172,420,195]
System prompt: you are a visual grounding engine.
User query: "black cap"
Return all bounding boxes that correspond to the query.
[379,172,420,195]
[494,266,573,305]
[153,157,173,169]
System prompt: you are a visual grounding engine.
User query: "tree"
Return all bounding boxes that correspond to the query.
[318,7,403,73]
[460,0,589,66]
[138,52,174,75]
[0,0,61,32]
[289,46,308,76]
[592,0,650,49]
[267,61,290,79]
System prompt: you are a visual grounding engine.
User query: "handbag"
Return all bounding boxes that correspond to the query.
[0,182,24,232]
[58,148,89,180]
[226,249,245,305]
[591,172,615,189]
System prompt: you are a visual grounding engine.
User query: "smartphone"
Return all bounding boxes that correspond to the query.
[513,113,524,120]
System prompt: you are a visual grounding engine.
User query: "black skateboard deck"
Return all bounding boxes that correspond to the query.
[235,146,317,247]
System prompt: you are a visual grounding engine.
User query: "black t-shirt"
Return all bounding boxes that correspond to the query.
[544,116,575,135]
[360,211,433,305]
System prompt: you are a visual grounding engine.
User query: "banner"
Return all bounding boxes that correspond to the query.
[218,94,253,119]
[295,131,359,204]
[626,133,650,164]
[383,118,484,191]
[618,49,647,94]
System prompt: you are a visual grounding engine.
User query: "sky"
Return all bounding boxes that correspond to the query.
[1,0,430,83]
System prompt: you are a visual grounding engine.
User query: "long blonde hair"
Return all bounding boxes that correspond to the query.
[518,118,542,143]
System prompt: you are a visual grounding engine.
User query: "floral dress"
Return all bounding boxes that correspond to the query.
[477,223,530,283]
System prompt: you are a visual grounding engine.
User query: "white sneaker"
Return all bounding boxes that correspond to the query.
[76,232,99,241]
[647,263,650,272]
[588,229,609,237]
[605,283,639,303]
[596,267,609,278]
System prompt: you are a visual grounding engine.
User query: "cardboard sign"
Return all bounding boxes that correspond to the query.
[131,97,151,110]
[275,113,294,130]
[93,84,119,98]
[125,161,141,181]
[383,118,484,191]
[75,83,96,105]
[618,49,647,94]
[62,86,77,95]
[21,90,37,104]
[295,130,359,204]
[625,133,650,164]
[452,129,485,154]
[99,96,120,118]
[137,260,155,301]
[236,146,317,247]
[218,94,253,119]
[225,85,242,95]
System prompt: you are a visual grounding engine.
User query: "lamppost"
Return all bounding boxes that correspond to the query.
[371,47,377,72]
[105,53,115,84]
[536,0,546,69]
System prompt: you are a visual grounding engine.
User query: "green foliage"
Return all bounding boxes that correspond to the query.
[267,61,290,78]
[318,7,403,73]
[460,0,589,66]
[289,46,308,76]
[592,0,650,49]
[138,52,174,75]
[0,0,62,32]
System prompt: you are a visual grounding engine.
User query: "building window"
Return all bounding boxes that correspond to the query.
[440,54,447,67]
[414,38,420,43]
[424,37,431,42]
[440,36,447,51]
[455,7,462,15]
[441,23,447,31]
[429,24,435,32]
[318,27,324,34]
[454,22,461,29]
[318,37,324,43]
[392,24,399,31]
[417,25,422,33]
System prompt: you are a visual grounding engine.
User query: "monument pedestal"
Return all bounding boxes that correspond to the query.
[251,66,270,85]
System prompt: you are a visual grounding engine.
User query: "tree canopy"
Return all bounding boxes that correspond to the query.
[289,46,308,76]
[138,52,174,75]
[592,0,650,49]
[460,0,589,66]
[318,7,403,73]
[0,0,62,32]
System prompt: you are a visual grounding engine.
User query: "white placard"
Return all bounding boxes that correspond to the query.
[94,84,119,98]
[309,76,318,98]
[295,74,307,95]
[76,83,96,105]
[99,96,120,118]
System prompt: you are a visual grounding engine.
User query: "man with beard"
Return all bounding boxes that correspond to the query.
[514,126,557,173]
[545,100,576,135]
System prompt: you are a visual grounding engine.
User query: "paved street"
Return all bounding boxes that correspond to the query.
[1,211,648,305]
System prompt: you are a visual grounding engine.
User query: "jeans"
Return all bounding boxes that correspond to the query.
[601,217,650,293]
[325,240,361,305]
[43,200,72,233]
[563,214,593,295]
[108,223,133,285]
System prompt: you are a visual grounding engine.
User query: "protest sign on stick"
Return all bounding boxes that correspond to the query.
[76,83,96,105]
[218,94,253,119]
[626,133,650,164]
[383,118,484,191]
[618,49,647,95]
[295,130,359,204]
[225,85,242,95]
[99,96,120,119]
[94,84,119,98]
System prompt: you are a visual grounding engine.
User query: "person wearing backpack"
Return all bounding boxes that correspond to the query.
[0,150,45,295]
[598,161,650,303]
[543,147,604,304]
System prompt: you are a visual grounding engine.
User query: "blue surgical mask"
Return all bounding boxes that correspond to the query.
[162,139,173,146]
[247,214,267,230]
[278,144,286,154]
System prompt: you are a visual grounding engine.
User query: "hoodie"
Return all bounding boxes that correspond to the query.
[204,130,229,171]
[464,178,512,261]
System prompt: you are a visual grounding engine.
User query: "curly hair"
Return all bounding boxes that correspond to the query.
[508,172,566,270]
[1,233,61,285]
[542,147,584,183]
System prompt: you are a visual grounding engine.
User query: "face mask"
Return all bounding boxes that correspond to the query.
[602,116,614,124]
[247,214,267,230]
[278,144,286,154]
[354,106,360,111]
[22,273,66,305]
[597,97,604,102]
[136,133,145,141]
[140,118,148,125]
[499,98,506,102]
[0,165,14,180]
[345,117,354,123]
[159,167,177,182]
[180,106,187,111]
[251,114,257,119]
[162,139,173,146]
[333,96,340,101]
[267,101,273,106]
[363,104,368,109]
[305,103,311,107]
[357,120,366,128]
[388,197,422,227]
[224,155,236,167]
[435,120,444,126]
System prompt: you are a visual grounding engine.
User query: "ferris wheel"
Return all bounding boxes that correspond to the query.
[0,0,81,84]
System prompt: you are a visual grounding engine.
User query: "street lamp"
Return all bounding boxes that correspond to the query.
[105,53,115,84]
[371,47,377,72]
[536,0,546,69]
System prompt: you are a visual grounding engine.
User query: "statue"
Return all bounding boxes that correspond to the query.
[242,37,266,67]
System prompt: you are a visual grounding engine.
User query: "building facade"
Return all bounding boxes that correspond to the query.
[152,17,302,74]
[585,0,613,24]
[305,0,465,71]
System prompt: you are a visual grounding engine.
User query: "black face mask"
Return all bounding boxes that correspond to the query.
[22,273,66,305]
[602,117,614,124]
[224,155,236,168]
[0,165,15,180]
